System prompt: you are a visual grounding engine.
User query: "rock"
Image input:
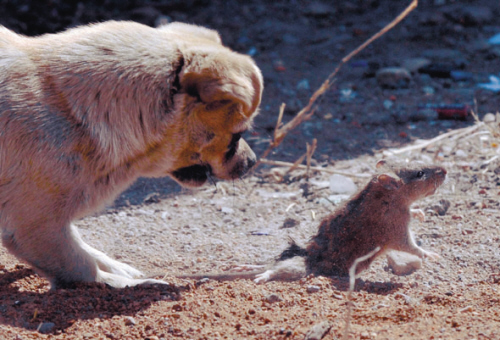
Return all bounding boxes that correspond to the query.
[306,285,321,293]
[304,321,333,340]
[483,113,496,123]
[221,206,234,214]
[489,33,500,46]
[455,149,467,158]
[376,67,411,88]
[383,99,394,110]
[296,79,310,90]
[426,199,451,216]
[329,174,357,195]
[387,251,422,275]
[265,293,283,303]
[124,316,136,326]
[281,218,300,229]
[38,322,55,334]
[304,2,335,17]
[401,58,431,73]
[450,70,473,81]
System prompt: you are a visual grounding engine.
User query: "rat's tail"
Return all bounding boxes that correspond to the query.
[277,237,308,261]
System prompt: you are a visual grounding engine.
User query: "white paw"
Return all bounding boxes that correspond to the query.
[422,250,440,261]
[254,270,272,284]
[103,260,145,279]
[97,270,169,288]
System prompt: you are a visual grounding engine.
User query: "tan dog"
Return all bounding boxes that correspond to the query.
[0,21,263,288]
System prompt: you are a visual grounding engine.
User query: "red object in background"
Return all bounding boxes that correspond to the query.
[399,131,408,138]
[435,105,469,119]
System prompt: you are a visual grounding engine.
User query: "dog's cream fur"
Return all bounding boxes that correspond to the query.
[0,21,263,288]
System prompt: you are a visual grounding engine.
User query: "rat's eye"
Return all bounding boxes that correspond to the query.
[416,171,424,178]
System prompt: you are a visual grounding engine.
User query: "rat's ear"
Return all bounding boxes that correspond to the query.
[377,174,401,190]
[376,160,387,169]
[179,52,263,118]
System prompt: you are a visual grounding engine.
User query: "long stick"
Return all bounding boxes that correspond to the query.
[254,0,419,169]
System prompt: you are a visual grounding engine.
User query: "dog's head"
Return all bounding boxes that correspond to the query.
[157,23,263,187]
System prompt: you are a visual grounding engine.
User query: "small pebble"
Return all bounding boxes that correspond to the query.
[329,174,357,195]
[265,293,283,303]
[304,321,332,340]
[124,316,136,326]
[387,251,422,276]
[221,206,234,214]
[455,149,467,158]
[306,285,321,293]
[38,322,55,334]
[296,79,310,90]
[483,113,496,123]
[376,67,411,88]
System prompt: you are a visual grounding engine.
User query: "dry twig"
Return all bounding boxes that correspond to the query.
[254,0,419,169]
[259,159,371,178]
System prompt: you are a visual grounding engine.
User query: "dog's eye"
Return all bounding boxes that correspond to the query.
[225,133,242,161]
[186,85,201,102]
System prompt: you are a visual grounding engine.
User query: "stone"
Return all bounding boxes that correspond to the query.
[221,206,234,214]
[304,2,335,17]
[376,67,411,88]
[265,293,283,303]
[401,58,431,73]
[306,285,321,293]
[387,251,422,275]
[38,322,55,334]
[304,321,333,340]
[124,316,137,326]
[329,174,357,195]
[483,113,496,123]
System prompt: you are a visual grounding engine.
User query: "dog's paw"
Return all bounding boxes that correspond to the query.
[98,270,169,288]
[104,261,145,279]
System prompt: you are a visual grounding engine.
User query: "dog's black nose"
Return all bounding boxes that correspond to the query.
[246,156,257,170]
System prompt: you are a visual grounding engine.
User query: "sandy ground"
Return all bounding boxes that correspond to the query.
[1,118,500,339]
[1,0,500,339]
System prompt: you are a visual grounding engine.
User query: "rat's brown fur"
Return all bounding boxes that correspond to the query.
[304,163,447,277]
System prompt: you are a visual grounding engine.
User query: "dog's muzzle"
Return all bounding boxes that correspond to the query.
[172,164,212,186]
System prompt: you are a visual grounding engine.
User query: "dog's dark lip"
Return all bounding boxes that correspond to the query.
[171,164,212,186]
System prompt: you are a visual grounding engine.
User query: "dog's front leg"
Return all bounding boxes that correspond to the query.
[2,221,167,288]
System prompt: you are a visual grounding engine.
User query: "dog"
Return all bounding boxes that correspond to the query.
[0,21,263,288]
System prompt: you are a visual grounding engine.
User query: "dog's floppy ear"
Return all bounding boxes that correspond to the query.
[179,51,263,118]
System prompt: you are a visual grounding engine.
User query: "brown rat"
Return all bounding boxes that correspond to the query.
[300,161,447,278]
[179,161,447,283]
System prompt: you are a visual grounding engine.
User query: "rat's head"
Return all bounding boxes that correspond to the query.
[376,160,447,202]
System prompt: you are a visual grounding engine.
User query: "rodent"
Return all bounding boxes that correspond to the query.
[179,161,447,283]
